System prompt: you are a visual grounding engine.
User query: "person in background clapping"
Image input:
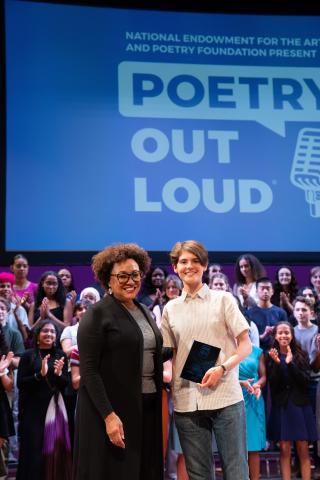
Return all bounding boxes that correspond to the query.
[16,320,71,480]
[233,254,266,308]
[271,266,298,316]
[267,322,317,480]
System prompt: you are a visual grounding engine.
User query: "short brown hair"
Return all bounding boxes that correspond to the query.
[293,295,313,309]
[170,240,208,267]
[92,243,151,288]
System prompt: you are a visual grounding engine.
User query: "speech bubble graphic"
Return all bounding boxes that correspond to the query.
[119,62,320,137]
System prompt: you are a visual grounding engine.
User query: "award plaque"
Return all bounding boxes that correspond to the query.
[180,340,221,384]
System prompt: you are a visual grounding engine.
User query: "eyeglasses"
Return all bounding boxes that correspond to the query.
[110,271,143,285]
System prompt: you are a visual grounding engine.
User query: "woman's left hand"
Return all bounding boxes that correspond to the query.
[198,366,224,389]
[105,412,125,449]
[54,356,65,376]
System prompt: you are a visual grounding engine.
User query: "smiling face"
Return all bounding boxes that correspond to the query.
[108,259,142,307]
[38,323,57,349]
[174,250,207,294]
[0,282,13,301]
[275,323,292,350]
[278,268,292,286]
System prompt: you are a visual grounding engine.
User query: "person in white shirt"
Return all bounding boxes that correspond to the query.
[161,240,252,480]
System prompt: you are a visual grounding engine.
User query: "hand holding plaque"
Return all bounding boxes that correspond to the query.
[180,340,221,384]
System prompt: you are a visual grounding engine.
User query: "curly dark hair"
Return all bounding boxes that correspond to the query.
[34,271,66,310]
[234,254,266,285]
[92,243,151,288]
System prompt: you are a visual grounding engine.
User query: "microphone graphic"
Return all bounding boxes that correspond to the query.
[290,128,320,218]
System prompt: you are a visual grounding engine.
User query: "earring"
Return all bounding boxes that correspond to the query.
[108,286,113,295]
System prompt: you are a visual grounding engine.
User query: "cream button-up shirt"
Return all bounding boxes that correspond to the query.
[161,283,249,412]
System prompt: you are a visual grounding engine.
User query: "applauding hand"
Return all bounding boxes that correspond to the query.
[54,356,65,376]
[40,354,50,376]
[268,348,280,364]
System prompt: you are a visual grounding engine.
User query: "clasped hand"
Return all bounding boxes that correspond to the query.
[40,298,50,319]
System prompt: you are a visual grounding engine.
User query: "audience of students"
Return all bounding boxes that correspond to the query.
[1,253,320,480]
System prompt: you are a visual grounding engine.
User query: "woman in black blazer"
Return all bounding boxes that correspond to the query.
[73,243,165,480]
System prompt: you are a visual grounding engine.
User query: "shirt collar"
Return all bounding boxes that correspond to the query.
[181,283,210,301]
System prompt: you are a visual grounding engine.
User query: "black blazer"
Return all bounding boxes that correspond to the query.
[267,353,310,407]
[73,294,164,480]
